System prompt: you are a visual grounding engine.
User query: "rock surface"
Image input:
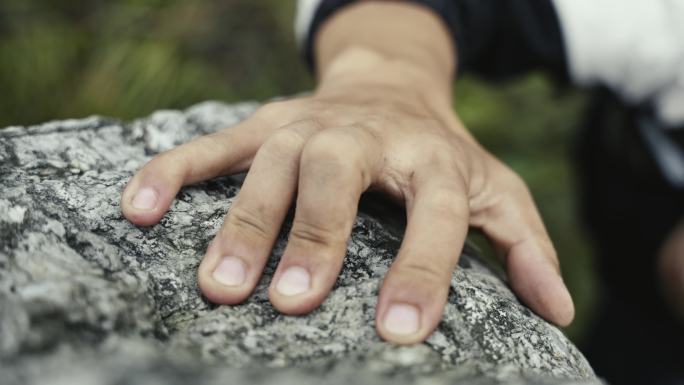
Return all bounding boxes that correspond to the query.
[0,101,600,385]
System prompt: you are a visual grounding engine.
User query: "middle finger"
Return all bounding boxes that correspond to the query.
[198,120,322,304]
[269,127,379,314]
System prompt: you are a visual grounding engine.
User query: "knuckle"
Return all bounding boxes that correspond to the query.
[289,219,343,249]
[304,130,354,157]
[301,131,362,176]
[427,187,469,219]
[224,205,270,240]
[261,127,308,157]
[146,151,187,178]
[415,135,459,169]
[395,260,451,285]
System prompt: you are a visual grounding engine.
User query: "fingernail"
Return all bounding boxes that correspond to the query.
[132,187,158,210]
[276,266,310,296]
[212,256,247,286]
[554,279,576,325]
[384,303,420,335]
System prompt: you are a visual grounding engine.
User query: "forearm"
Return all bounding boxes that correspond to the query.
[312,1,456,107]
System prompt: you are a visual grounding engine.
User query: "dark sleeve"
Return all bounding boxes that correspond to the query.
[301,0,569,81]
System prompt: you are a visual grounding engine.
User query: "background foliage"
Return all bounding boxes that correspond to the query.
[0,0,596,341]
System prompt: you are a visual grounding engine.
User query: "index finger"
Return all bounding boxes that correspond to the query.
[121,102,300,226]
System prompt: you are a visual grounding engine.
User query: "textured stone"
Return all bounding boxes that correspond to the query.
[0,101,600,384]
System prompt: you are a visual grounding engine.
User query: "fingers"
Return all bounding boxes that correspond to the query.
[197,122,321,304]
[472,168,575,326]
[121,102,297,226]
[268,127,377,314]
[376,171,470,344]
[121,123,263,227]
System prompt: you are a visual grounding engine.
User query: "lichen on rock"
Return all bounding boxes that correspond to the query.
[0,102,600,384]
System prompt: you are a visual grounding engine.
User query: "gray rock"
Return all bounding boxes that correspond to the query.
[0,101,600,385]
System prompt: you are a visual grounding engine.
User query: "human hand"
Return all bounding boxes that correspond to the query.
[659,220,684,320]
[121,48,574,344]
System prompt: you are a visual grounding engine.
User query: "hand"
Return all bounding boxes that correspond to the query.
[120,53,574,344]
[659,220,684,320]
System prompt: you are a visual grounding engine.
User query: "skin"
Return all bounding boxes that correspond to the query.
[659,220,684,321]
[121,1,575,344]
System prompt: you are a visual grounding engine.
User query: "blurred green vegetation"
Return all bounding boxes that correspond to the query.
[0,1,596,341]
[0,0,312,125]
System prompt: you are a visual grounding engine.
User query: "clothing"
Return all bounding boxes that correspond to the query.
[296,0,684,127]
[295,1,684,384]
[554,0,684,127]
[576,89,684,385]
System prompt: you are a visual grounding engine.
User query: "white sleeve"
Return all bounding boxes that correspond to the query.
[551,0,684,126]
[295,0,325,49]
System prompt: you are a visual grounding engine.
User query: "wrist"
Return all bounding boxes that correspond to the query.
[315,46,453,114]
